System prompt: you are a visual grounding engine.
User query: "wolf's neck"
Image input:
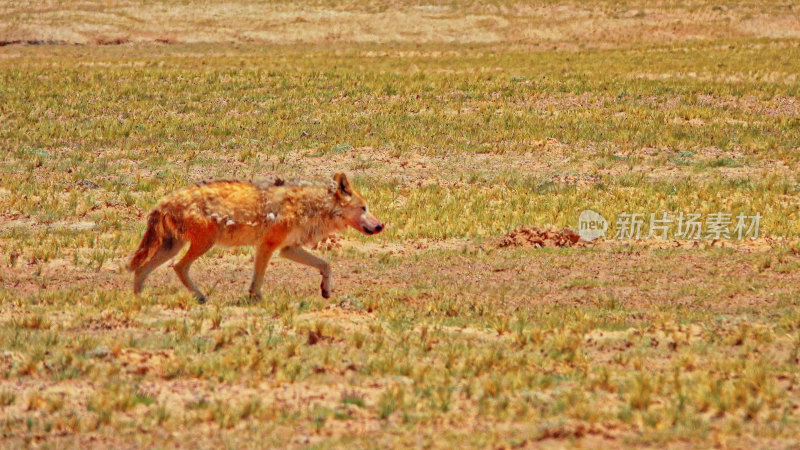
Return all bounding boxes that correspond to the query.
[286,188,343,229]
[283,188,346,246]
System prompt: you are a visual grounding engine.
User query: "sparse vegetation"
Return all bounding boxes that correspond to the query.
[1,0,799,447]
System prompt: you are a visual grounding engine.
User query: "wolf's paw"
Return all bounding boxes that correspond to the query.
[248,290,263,302]
[321,276,333,299]
[195,294,207,304]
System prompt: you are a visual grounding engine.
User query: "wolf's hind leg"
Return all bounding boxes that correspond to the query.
[133,239,184,295]
[280,246,332,298]
[173,237,214,303]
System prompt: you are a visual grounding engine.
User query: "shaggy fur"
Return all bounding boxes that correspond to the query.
[128,173,383,302]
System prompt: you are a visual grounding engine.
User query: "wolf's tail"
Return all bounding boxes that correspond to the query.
[128,210,169,271]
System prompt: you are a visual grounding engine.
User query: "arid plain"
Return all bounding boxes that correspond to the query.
[1,0,800,447]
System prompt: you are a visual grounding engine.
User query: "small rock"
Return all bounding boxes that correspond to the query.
[76,180,99,190]
[88,347,111,359]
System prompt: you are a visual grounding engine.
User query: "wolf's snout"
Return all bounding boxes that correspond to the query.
[361,220,384,235]
[363,224,383,235]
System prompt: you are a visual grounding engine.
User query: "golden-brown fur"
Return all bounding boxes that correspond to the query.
[128,173,383,302]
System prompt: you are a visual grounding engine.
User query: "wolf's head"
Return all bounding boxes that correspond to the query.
[334,173,384,235]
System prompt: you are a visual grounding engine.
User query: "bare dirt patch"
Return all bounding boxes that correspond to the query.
[2,1,798,46]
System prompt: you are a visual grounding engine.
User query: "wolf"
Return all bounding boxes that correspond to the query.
[128,173,384,303]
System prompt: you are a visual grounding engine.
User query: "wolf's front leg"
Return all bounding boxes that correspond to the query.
[280,246,332,298]
[249,243,276,300]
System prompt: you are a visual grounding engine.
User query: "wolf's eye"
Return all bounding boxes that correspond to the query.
[361,206,367,212]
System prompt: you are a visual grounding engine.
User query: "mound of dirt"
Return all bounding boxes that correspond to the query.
[494,227,582,249]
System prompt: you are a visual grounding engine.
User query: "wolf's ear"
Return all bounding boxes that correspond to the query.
[334,173,353,196]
